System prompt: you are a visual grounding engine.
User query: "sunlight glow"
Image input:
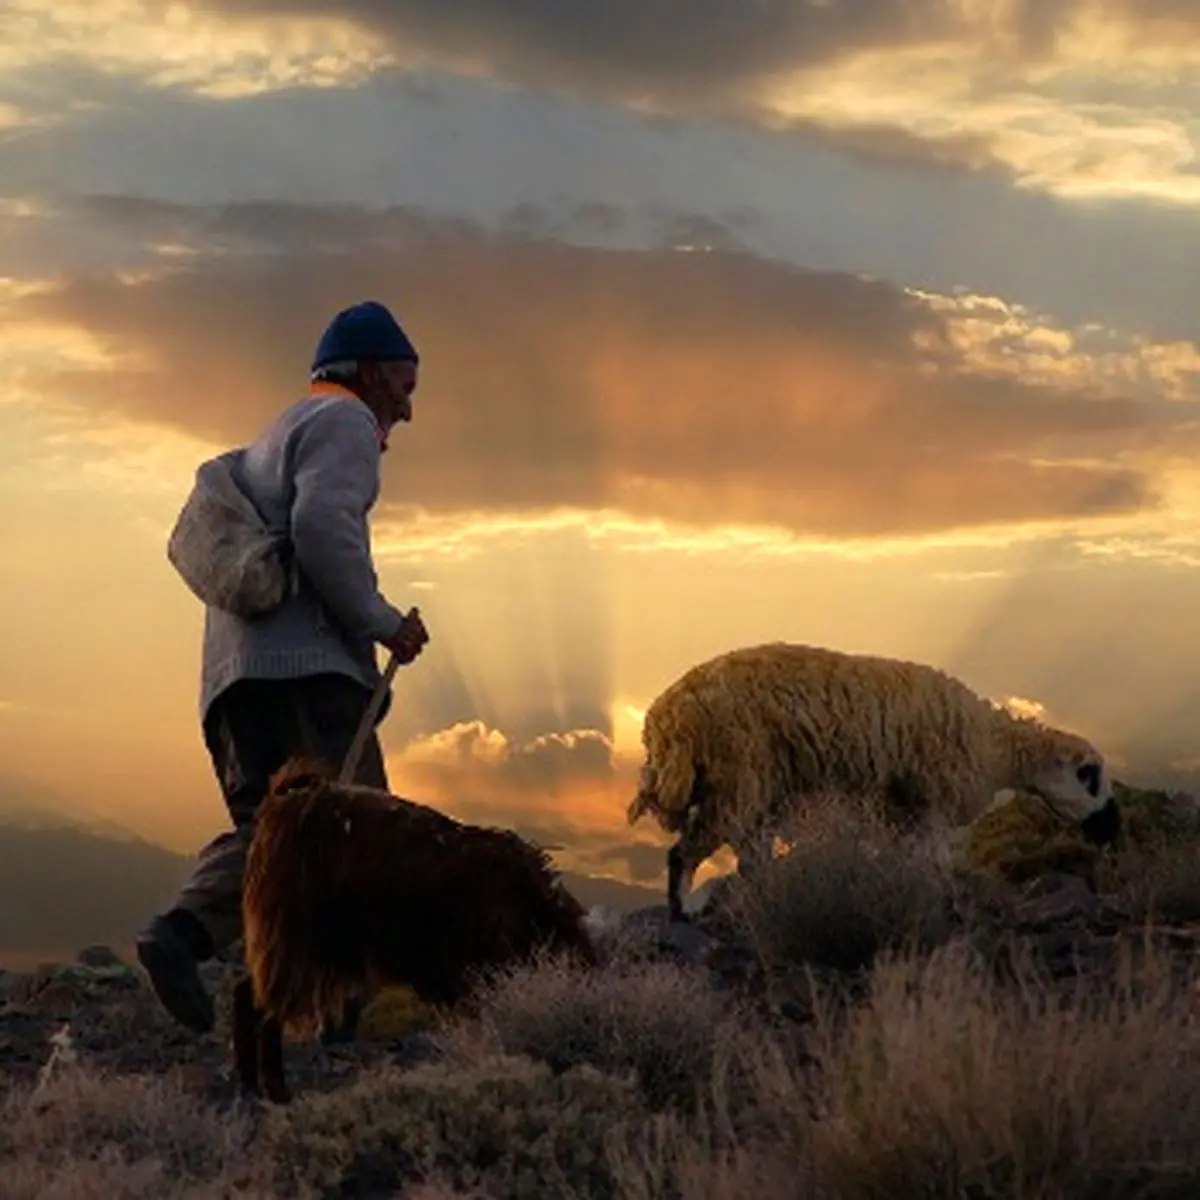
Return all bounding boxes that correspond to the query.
[373,505,1138,567]
[765,35,1200,205]
[608,701,649,762]
[0,0,396,96]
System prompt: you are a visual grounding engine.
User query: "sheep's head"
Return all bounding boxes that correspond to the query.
[1023,732,1118,843]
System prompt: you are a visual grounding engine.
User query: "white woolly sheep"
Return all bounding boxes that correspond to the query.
[625,642,1118,920]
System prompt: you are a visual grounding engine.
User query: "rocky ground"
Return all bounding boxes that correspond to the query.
[5,783,1200,1198]
[0,945,448,1106]
[3,863,1198,1105]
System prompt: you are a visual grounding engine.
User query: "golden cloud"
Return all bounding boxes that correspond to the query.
[7,201,1188,541]
[8,1,1174,200]
[384,717,665,880]
[0,0,392,96]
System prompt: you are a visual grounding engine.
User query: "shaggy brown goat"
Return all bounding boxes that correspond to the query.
[233,757,599,1103]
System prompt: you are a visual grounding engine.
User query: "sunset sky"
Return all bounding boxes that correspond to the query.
[4,1,1200,890]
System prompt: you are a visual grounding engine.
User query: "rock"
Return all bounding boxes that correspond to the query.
[77,945,124,969]
[620,905,674,931]
[602,905,719,968]
[1012,873,1101,930]
[12,962,141,1012]
[656,918,720,964]
[705,942,760,990]
[389,1031,444,1070]
[0,968,23,1004]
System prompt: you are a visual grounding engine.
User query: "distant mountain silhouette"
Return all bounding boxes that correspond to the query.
[0,819,660,969]
[0,822,189,967]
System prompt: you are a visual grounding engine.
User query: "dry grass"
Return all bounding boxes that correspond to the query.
[1095,787,1200,925]
[12,933,1200,1198]
[8,788,1200,1199]
[719,795,958,975]
[0,1066,261,1198]
[251,1053,649,1199]
[1100,840,1200,925]
[444,953,755,1112]
[799,938,1200,1199]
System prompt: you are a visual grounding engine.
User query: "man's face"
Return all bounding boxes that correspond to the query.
[362,359,419,431]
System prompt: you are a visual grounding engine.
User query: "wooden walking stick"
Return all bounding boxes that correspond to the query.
[339,650,403,785]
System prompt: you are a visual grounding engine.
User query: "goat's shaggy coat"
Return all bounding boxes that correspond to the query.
[235,759,597,1102]
[626,642,1117,920]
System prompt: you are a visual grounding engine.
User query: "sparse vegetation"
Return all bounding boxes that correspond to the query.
[6,781,1200,1198]
[719,795,958,974]
[444,953,750,1112]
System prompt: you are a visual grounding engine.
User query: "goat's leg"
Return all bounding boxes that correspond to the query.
[258,1014,290,1105]
[231,975,261,1096]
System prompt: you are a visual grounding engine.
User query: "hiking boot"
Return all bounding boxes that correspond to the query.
[136,913,215,1034]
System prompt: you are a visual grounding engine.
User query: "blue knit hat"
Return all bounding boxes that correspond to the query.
[311,300,419,371]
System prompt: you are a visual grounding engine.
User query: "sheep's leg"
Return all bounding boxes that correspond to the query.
[667,817,723,923]
[231,975,261,1096]
[667,842,690,922]
[734,829,774,881]
[258,1015,290,1105]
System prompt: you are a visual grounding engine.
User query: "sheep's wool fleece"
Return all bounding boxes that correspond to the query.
[633,642,1081,831]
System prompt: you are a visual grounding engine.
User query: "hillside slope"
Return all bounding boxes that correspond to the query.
[0,821,660,967]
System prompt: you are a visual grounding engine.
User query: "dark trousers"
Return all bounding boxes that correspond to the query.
[171,673,389,957]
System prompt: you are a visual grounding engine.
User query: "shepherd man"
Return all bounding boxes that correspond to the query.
[137,300,430,1035]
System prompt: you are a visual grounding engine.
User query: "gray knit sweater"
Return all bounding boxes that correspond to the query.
[199,390,406,722]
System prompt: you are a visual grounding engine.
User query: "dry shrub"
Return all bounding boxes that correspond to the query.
[356,984,439,1040]
[445,954,750,1113]
[722,794,956,974]
[253,1052,647,1200]
[1101,841,1200,925]
[398,1185,493,1200]
[1112,782,1200,848]
[1095,785,1200,925]
[0,1063,261,1199]
[953,789,1100,886]
[0,1150,231,1200]
[605,1110,817,1200]
[793,938,1200,1199]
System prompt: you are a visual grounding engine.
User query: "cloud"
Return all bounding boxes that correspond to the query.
[9,197,1192,540]
[399,720,613,791]
[3,1,1199,207]
[392,720,623,829]
[0,0,391,97]
[385,716,681,883]
[156,1,1200,110]
[131,0,950,110]
[76,0,1193,198]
